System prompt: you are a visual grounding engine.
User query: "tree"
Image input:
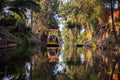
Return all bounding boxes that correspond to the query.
[0,0,40,19]
[35,0,60,29]
[110,0,119,43]
[31,0,62,33]
[59,0,102,42]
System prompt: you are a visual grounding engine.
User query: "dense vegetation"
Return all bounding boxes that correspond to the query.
[0,0,120,80]
[0,0,61,46]
[59,1,120,79]
[0,0,40,46]
[59,0,120,53]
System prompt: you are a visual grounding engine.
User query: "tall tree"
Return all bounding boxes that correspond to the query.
[59,0,102,41]
[0,0,40,19]
[110,0,119,43]
[32,0,61,32]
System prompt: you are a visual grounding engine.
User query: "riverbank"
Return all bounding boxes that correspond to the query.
[83,35,120,54]
[98,36,120,54]
[0,29,38,49]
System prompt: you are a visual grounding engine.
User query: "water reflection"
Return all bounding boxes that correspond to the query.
[80,54,85,64]
[0,43,120,80]
[47,48,59,63]
[53,63,66,75]
[0,46,32,80]
[54,43,120,80]
[25,62,31,80]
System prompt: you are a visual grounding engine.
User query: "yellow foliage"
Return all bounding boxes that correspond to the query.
[86,31,92,39]
[92,43,96,51]
[13,12,21,19]
[48,29,58,35]
[86,50,92,59]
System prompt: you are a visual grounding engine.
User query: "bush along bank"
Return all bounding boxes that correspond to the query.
[0,29,37,49]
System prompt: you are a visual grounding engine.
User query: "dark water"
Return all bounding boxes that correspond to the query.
[0,44,120,80]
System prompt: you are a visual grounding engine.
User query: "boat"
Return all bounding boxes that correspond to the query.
[47,48,59,62]
[47,29,60,47]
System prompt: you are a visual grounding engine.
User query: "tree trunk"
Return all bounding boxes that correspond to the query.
[31,10,33,28]
[118,1,120,51]
[110,0,118,44]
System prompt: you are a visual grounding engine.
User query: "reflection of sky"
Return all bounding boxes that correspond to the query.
[62,0,71,3]
[58,53,63,62]
[59,24,64,31]
[25,63,31,80]
[53,63,65,75]
[53,43,66,75]
[80,26,85,33]
[3,7,10,13]
[80,54,85,64]
[2,75,13,80]
[58,44,64,63]
[25,63,31,70]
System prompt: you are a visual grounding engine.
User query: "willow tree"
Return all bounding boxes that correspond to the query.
[110,0,120,46]
[0,0,40,32]
[64,21,81,43]
[30,0,61,39]
[0,0,40,30]
[0,0,40,20]
[59,0,103,42]
[33,0,61,30]
[30,0,61,44]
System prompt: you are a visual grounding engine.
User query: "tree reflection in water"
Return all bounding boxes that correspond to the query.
[0,44,120,80]
[0,46,32,80]
[56,43,120,80]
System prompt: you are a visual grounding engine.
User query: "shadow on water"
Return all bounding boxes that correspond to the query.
[0,45,35,80]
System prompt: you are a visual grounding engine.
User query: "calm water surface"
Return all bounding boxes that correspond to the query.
[0,43,120,80]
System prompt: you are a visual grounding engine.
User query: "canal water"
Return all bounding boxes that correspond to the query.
[0,43,120,80]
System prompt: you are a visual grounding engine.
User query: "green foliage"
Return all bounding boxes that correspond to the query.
[57,73,72,80]
[0,0,40,19]
[65,21,75,30]
[9,21,31,35]
[0,44,34,79]
[0,14,17,26]
[4,29,32,47]
[59,0,115,43]
[0,0,41,46]
[34,0,60,30]
[59,0,102,26]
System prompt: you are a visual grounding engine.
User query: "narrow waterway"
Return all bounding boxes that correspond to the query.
[0,43,120,80]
